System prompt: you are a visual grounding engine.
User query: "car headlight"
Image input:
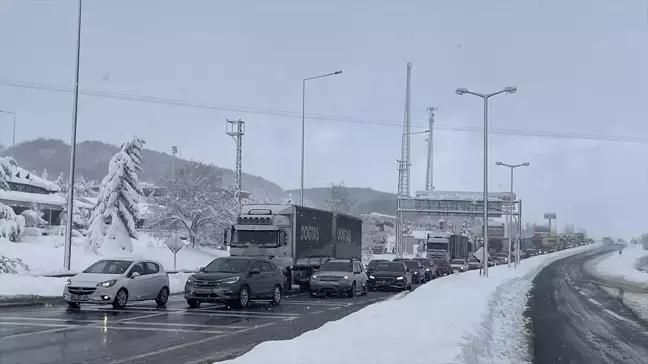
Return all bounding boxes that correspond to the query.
[220,277,240,284]
[66,279,72,286]
[396,277,404,280]
[343,276,349,280]
[97,279,117,288]
[186,276,196,284]
[425,268,430,271]
[311,275,318,280]
[369,275,375,279]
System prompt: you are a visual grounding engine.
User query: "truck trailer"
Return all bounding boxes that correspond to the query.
[426,232,471,275]
[229,204,362,290]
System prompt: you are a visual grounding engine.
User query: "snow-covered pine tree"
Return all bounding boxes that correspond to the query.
[86,136,145,252]
[121,136,145,172]
[41,168,48,181]
[54,172,66,192]
[0,157,17,190]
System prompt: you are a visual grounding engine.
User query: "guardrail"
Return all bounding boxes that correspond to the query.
[42,270,200,278]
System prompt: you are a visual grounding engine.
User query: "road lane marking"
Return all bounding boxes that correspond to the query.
[0,316,247,329]
[309,310,324,314]
[328,306,342,311]
[0,326,72,340]
[74,307,299,320]
[0,321,227,334]
[280,300,354,306]
[195,307,300,316]
[107,322,277,364]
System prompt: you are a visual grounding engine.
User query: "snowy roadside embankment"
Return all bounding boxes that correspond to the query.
[587,243,648,290]
[215,243,601,364]
[0,233,226,299]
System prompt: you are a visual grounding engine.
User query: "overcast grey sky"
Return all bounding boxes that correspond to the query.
[0,0,646,238]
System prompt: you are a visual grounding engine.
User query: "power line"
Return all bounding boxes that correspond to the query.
[1,77,647,144]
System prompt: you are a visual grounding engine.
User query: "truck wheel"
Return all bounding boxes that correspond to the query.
[348,281,356,298]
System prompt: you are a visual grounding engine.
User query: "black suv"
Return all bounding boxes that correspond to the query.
[393,258,426,284]
[412,257,436,281]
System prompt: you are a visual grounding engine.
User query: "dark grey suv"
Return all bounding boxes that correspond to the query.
[184,256,284,309]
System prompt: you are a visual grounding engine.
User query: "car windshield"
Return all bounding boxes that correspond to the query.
[232,230,279,248]
[450,259,465,264]
[469,259,480,263]
[204,258,251,273]
[403,261,418,269]
[367,260,385,268]
[83,260,133,274]
[375,263,404,272]
[319,261,352,272]
[414,259,431,267]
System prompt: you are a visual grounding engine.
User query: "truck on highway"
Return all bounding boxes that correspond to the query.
[426,232,471,275]
[229,204,362,291]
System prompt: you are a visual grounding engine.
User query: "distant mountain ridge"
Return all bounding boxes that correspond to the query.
[3,138,286,200]
[3,138,398,215]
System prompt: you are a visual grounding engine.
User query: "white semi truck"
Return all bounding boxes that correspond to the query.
[228,204,362,290]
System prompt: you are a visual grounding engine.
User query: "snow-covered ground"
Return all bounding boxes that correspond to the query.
[216,244,600,364]
[592,243,648,289]
[0,232,228,297]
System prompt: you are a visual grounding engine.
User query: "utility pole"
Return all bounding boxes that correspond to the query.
[64,0,83,271]
[398,62,412,198]
[425,106,436,191]
[226,119,245,213]
[395,159,405,257]
[171,145,178,180]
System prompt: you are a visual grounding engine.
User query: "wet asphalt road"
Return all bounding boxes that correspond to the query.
[529,247,648,364]
[0,287,409,364]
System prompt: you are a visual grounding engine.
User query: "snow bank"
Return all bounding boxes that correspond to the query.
[0,268,194,298]
[592,243,648,288]
[216,244,600,364]
[0,232,228,298]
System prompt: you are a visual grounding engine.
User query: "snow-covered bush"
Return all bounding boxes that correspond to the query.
[21,209,47,228]
[0,255,30,274]
[86,136,145,253]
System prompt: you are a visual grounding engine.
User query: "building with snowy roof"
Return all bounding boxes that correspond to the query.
[0,164,64,224]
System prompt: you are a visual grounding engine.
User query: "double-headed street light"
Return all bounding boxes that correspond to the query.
[455,86,517,277]
[495,161,529,268]
[300,70,342,205]
[0,109,16,157]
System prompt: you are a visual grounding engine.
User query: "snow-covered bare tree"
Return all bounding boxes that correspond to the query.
[145,164,237,248]
[0,157,25,243]
[0,156,17,190]
[40,168,48,181]
[86,136,145,253]
[325,182,359,216]
[54,172,65,192]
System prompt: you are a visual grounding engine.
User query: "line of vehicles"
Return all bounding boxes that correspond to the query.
[62,204,595,310]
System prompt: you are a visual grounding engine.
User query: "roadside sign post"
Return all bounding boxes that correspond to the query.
[165,235,185,270]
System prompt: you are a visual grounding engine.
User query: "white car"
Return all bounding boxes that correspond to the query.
[64,259,170,309]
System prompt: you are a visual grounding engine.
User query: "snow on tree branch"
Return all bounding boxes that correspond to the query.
[145,164,237,248]
[86,136,145,253]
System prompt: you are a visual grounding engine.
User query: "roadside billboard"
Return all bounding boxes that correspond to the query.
[544,213,556,220]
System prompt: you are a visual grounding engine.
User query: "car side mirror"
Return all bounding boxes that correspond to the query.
[131,272,140,279]
[249,269,261,275]
[405,269,410,273]
[199,267,205,272]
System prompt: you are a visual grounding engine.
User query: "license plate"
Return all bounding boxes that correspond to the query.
[194,288,212,295]
[71,294,88,301]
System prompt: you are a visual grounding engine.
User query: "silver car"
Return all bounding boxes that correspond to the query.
[309,259,368,297]
[64,259,170,309]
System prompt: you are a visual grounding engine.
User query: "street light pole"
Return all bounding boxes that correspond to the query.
[0,110,16,157]
[300,70,342,206]
[495,161,529,268]
[64,0,83,271]
[455,86,517,277]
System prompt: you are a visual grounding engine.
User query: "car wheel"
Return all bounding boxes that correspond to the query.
[155,286,169,307]
[233,285,250,309]
[112,288,128,309]
[348,281,356,298]
[270,285,282,306]
[187,299,201,308]
[67,302,80,309]
[361,282,368,296]
[407,284,412,291]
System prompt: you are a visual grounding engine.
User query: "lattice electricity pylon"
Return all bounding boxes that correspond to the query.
[425,106,436,191]
[398,62,412,198]
[226,119,245,212]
